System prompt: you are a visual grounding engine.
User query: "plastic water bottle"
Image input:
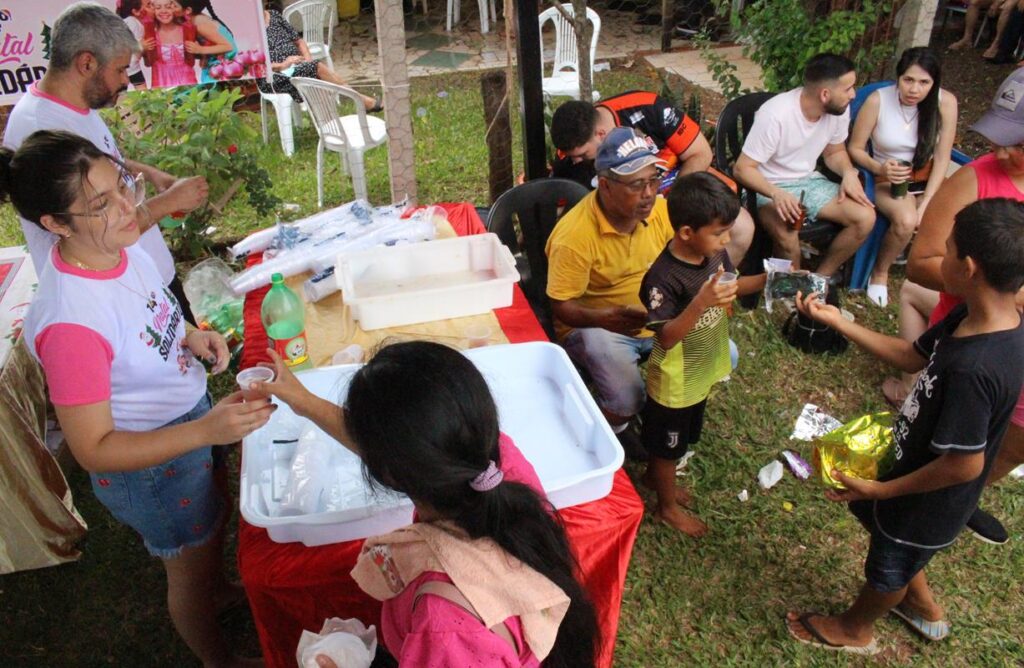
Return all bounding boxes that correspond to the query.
[261,273,313,371]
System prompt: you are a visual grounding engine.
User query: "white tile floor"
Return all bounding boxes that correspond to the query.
[326,7,763,93]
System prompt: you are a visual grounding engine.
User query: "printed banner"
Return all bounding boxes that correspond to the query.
[0,1,270,106]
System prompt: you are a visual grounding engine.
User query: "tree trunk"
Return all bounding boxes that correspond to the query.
[374,0,417,204]
[661,0,673,52]
[481,70,514,203]
[571,0,593,101]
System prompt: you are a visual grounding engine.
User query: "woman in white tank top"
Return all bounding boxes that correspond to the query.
[848,47,958,308]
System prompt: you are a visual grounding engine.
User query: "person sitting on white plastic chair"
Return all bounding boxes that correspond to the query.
[257,0,379,112]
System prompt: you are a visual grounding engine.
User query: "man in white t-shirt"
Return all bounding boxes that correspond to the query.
[3,2,208,319]
[734,53,875,278]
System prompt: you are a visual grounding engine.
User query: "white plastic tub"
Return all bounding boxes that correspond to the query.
[239,341,624,546]
[335,233,520,330]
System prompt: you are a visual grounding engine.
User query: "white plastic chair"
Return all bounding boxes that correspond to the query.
[283,0,336,71]
[447,0,498,34]
[260,91,304,158]
[291,77,388,207]
[538,4,601,101]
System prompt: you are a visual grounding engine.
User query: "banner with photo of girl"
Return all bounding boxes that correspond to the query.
[0,0,270,106]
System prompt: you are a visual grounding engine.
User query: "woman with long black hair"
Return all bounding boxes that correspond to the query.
[848,47,958,308]
[179,0,236,83]
[254,342,598,666]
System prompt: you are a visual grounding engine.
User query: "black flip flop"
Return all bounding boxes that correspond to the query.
[369,97,384,113]
[786,613,880,655]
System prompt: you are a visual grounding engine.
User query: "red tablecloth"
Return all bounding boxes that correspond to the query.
[237,203,643,667]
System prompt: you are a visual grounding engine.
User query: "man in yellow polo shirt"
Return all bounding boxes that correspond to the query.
[546,127,674,441]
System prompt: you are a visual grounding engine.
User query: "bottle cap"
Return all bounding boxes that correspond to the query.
[271,272,284,283]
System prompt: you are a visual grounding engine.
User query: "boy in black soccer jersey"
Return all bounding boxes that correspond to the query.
[639,172,766,536]
[786,198,1024,654]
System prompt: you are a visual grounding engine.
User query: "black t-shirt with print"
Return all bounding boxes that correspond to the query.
[871,304,1024,549]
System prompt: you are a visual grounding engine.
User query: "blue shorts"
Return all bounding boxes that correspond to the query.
[89,394,223,559]
[755,171,840,223]
[849,501,939,593]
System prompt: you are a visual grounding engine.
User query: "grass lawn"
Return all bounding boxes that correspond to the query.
[1,63,1022,666]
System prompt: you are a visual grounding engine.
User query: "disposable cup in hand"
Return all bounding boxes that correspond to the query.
[718,271,738,315]
[465,324,492,349]
[236,366,275,400]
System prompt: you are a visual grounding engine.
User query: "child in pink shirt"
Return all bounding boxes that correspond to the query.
[256,342,598,666]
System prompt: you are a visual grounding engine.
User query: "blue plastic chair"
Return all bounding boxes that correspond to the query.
[848,81,973,290]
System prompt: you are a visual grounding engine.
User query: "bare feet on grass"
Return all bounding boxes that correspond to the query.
[655,504,708,537]
[948,38,972,50]
[641,470,693,507]
[785,611,874,648]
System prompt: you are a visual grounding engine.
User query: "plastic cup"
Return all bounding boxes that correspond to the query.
[792,205,807,230]
[464,324,492,349]
[332,343,365,365]
[236,366,275,400]
[891,160,912,198]
[718,271,738,316]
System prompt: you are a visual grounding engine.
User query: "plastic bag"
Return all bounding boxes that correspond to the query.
[295,617,377,668]
[763,259,829,313]
[277,424,343,516]
[813,413,896,489]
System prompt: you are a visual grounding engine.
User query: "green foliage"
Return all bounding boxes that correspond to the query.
[699,0,893,94]
[102,86,280,258]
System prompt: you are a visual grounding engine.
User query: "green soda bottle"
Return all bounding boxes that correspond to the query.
[261,273,313,371]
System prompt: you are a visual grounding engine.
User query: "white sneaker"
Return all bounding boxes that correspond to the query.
[866,284,888,308]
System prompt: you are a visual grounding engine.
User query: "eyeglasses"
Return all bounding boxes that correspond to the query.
[58,171,146,226]
[607,174,663,193]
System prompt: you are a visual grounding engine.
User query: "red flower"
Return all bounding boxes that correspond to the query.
[227,144,238,155]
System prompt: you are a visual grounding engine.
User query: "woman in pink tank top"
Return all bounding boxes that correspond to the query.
[906,67,1024,543]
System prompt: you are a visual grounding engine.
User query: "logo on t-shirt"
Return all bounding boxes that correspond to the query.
[647,286,664,310]
[663,107,678,126]
[138,287,186,371]
[893,357,938,461]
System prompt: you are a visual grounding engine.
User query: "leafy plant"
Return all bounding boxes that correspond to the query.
[699,0,893,95]
[103,86,280,258]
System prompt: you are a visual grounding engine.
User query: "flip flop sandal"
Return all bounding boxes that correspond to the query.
[882,377,909,408]
[369,97,384,113]
[786,613,881,655]
[891,605,950,641]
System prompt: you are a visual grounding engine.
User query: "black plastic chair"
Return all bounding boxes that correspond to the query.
[486,178,590,340]
[715,91,846,291]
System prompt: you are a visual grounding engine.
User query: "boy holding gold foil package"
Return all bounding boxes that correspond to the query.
[640,173,766,536]
[786,198,1024,653]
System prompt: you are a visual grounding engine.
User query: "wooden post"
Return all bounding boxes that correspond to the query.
[374,0,418,204]
[661,0,673,52]
[516,0,547,181]
[481,71,514,204]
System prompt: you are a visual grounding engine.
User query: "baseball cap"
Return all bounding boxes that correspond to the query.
[971,69,1024,146]
[594,127,667,179]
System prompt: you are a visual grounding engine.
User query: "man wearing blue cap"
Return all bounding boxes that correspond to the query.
[545,127,675,447]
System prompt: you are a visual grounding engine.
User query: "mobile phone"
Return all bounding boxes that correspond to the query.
[908,181,926,195]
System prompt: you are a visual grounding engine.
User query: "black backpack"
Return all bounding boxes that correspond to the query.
[781,290,849,355]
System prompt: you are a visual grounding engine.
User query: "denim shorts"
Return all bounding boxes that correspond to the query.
[849,501,939,593]
[89,394,223,559]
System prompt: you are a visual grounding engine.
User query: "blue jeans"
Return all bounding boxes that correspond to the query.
[850,501,938,593]
[89,394,223,559]
[563,328,654,418]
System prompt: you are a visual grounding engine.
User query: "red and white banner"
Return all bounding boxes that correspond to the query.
[0,1,270,106]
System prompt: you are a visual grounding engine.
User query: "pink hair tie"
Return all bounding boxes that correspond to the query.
[469,460,503,492]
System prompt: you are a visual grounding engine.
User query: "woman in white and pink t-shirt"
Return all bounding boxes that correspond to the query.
[1,130,273,668]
